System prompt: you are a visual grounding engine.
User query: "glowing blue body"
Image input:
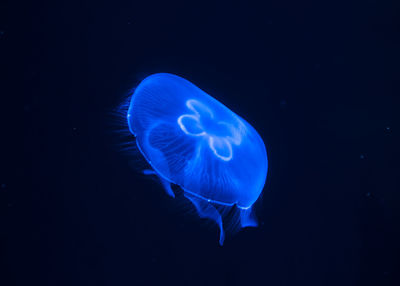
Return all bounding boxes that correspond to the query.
[127,73,268,244]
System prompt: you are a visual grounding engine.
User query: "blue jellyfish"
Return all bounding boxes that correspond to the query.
[127,73,268,245]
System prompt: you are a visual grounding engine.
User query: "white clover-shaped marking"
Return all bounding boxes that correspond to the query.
[177,99,242,161]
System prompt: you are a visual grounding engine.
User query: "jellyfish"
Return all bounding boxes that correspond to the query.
[126,73,268,245]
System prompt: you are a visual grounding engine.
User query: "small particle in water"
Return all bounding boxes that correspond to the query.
[360,154,365,159]
[1,183,6,188]
[366,192,371,197]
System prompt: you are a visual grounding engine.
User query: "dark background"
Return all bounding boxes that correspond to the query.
[1,0,399,285]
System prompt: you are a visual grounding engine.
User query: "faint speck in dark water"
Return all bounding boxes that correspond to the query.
[360,154,365,159]
[366,192,371,197]
[280,100,287,109]
[24,105,31,112]
[385,126,391,131]
[1,183,6,189]
[0,31,4,37]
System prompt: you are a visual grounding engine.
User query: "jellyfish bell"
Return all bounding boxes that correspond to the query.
[126,73,268,245]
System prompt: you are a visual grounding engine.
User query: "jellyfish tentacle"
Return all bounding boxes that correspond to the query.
[239,206,258,228]
[143,169,175,198]
[184,192,225,245]
[159,178,175,198]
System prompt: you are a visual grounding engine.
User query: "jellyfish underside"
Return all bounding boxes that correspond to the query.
[143,168,258,245]
[128,73,268,245]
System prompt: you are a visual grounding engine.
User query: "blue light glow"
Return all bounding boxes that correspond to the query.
[127,73,268,244]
